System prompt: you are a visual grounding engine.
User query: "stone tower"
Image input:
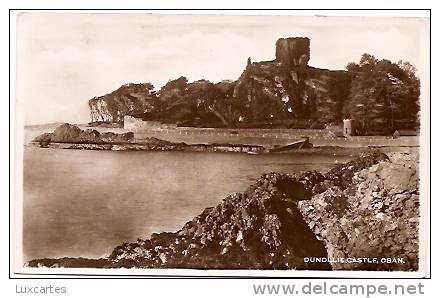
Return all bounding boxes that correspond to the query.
[275,37,310,67]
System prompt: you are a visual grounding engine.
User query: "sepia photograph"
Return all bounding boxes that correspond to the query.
[12,11,430,277]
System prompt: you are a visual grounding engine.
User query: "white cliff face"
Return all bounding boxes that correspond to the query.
[90,101,103,122]
[88,83,156,123]
[90,99,113,122]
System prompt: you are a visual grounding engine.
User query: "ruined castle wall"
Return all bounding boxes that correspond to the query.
[275,37,310,67]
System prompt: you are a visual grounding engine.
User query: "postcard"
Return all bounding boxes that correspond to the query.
[11,11,430,278]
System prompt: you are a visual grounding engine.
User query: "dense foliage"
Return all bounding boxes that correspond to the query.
[343,54,420,134]
[88,53,420,134]
[147,77,238,127]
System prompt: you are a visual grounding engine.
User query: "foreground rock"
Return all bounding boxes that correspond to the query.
[26,151,419,271]
[107,172,331,269]
[298,152,419,271]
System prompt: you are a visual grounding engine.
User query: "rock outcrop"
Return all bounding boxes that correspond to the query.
[31,123,266,153]
[33,123,134,145]
[298,152,419,270]
[26,150,418,271]
[232,37,351,125]
[106,172,330,269]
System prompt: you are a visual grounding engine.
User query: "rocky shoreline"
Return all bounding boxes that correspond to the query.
[26,150,419,271]
[30,123,418,154]
[31,123,266,154]
[29,141,266,154]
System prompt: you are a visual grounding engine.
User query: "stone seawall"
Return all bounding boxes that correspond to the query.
[125,116,419,147]
[133,128,419,147]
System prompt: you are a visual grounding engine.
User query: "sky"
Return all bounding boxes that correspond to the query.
[16,13,429,125]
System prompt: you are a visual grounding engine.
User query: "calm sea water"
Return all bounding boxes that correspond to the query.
[23,147,354,261]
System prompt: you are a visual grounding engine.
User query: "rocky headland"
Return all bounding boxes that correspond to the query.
[87,37,419,135]
[26,150,419,271]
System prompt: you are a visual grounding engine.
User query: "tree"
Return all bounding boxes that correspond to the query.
[359,54,378,69]
[344,54,420,135]
[346,62,361,72]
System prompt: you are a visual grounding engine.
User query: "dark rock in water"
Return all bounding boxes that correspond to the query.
[32,123,134,145]
[101,131,134,143]
[144,137,180,146]
[33,132,52,147]
[52,123,84,142]
[77,129,102,144]
[31,124,264,152]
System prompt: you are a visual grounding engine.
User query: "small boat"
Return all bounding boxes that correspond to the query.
[268,138,312,153]
[246,151,259,155]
